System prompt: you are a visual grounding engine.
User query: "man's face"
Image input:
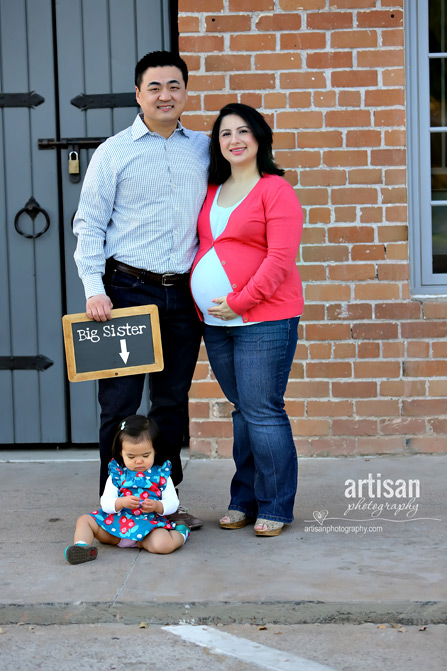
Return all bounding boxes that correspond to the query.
[135,65,188,130]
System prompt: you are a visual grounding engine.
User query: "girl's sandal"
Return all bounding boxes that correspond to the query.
[65,543,98,564]
[254,519,284,537]
[174,523,191,544]
[219,510,252,529]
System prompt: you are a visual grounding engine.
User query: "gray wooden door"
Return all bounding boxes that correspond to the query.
[0,0,172,444]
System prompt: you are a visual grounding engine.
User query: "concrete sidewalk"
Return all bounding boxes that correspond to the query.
[0,450,445,626]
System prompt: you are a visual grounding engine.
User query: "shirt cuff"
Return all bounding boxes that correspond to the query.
[82,274,106,300]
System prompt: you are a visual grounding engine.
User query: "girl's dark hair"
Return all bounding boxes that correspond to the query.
[112,415,160,467]
[208,102,284,185]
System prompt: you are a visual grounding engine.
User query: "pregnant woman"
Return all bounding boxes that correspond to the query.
[190,103,304,536]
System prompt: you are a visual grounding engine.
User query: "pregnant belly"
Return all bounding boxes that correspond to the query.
[191,249,242,326]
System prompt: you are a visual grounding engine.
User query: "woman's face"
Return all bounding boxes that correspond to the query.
[218,114,259,169]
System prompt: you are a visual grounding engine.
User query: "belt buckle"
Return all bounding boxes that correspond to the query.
[161,273,175,286]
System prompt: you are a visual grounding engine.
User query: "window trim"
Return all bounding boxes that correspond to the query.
[406,0,447,294]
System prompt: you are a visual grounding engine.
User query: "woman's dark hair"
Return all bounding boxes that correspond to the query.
[112,415,160,467]
[208,102,284,185]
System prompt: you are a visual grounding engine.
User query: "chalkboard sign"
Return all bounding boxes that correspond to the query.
[62,305,163,382]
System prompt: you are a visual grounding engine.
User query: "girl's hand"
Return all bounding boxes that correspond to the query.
[140,499,162,514]
[208,296,238,321]
[116,495,141,511]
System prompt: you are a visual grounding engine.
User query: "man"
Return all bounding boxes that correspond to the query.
[73,51,209,529]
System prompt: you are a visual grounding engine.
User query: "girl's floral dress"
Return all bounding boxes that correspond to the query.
[90,459,175,541]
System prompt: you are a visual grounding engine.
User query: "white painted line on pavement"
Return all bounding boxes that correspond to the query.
[163,625,338,671]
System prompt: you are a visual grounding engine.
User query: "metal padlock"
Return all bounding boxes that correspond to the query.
[68,150,80,175]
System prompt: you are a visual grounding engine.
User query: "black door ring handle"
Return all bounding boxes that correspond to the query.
[14,196,50,239]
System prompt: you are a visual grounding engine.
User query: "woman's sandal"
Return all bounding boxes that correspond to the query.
[254,518,284,537]
[219,510,253,529]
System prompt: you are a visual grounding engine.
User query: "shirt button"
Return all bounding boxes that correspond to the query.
[222,260,226,266]
[232,284,237,288]
[243,317,248,322]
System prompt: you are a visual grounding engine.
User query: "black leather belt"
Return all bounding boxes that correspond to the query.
[107,258,190,287]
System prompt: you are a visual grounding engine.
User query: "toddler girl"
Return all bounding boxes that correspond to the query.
[65,415,189,564]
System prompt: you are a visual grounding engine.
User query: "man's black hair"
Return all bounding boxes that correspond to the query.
[135,50,188,89]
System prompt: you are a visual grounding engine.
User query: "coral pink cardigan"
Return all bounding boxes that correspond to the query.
[191,173,304,323]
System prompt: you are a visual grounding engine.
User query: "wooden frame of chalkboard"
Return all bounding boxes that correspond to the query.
[62,305,163,382]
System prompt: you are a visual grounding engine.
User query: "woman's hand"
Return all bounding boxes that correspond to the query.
[116,495,141,512]
[208,296,238,321]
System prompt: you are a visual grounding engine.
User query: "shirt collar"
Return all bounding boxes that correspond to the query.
[131,113,190,140]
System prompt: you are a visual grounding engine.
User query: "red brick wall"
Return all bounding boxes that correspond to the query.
[179,0,447,457]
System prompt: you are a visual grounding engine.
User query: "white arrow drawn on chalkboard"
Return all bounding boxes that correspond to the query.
[119,339,130,364]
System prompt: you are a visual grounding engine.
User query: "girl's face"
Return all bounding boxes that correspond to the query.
[218,114,258,169]
[121,438,155,472]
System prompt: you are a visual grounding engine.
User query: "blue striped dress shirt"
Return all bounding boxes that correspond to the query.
[73,114,210,299]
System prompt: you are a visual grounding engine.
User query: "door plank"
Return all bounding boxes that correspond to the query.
[56,0,99,442]
[1,0,40,442]
[109,0,139,132]
[28,0,67,442]
[0,14,14,441]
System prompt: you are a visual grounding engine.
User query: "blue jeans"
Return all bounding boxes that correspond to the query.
[98,265,202,495]
[204,318,299,524]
